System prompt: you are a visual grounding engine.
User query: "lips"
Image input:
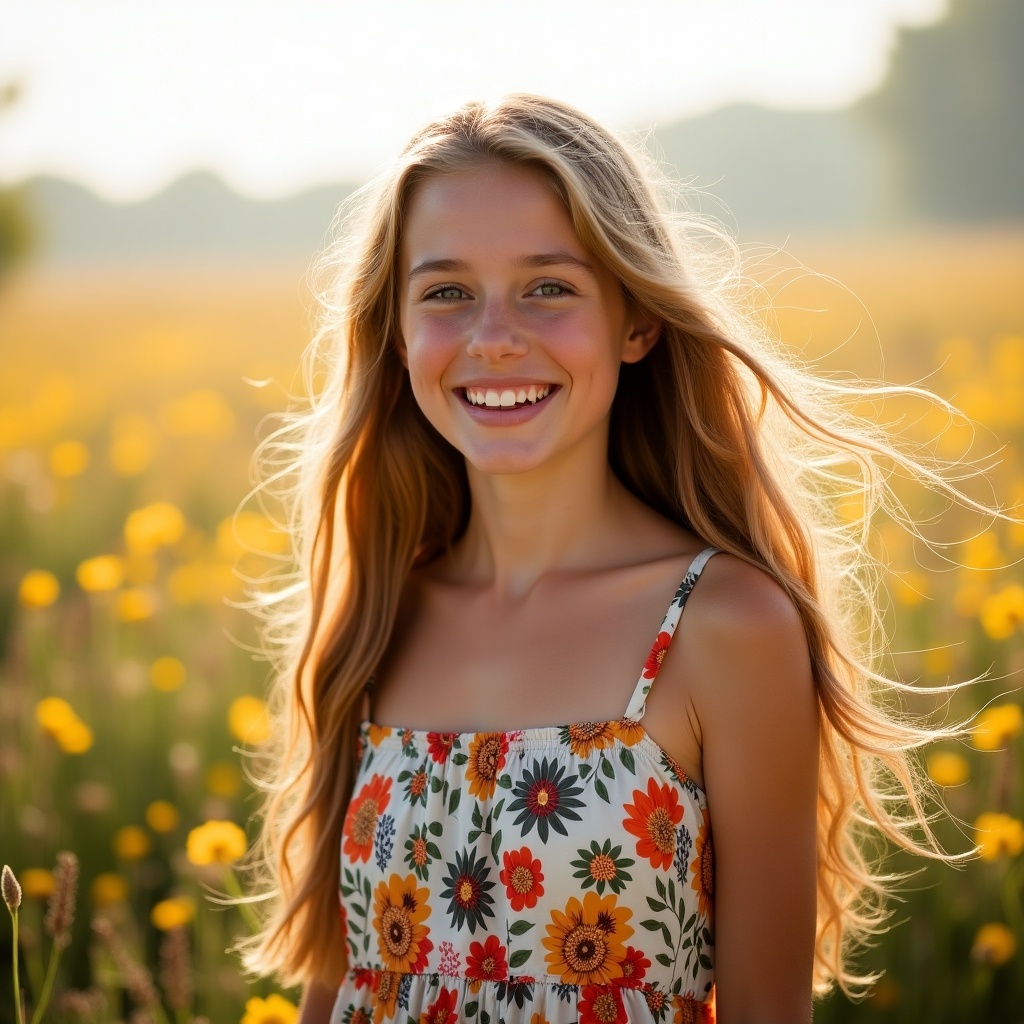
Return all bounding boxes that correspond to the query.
[460,385,556,409]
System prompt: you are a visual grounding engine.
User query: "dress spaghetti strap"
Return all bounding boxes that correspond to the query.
[622,545,720,721]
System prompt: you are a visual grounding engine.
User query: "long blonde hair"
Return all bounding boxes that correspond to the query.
[244,94,971,993]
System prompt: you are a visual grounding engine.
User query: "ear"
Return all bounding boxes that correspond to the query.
[620,312,662,365]
[394,331,409,369]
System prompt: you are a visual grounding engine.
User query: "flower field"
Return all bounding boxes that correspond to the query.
[1,231,1023,1022]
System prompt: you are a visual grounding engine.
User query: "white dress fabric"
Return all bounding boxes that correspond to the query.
[331,548,719,1024]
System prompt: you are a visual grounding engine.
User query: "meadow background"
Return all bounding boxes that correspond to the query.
[1,1,1023,1022]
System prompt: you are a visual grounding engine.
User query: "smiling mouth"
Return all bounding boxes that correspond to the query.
[460,385,556,409]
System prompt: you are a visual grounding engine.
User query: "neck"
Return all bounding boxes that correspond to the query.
[448,429,634,599]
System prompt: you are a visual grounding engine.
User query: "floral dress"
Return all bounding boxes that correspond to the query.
[331,548,719,1024]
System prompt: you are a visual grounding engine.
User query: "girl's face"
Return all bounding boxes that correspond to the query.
[396,161,659,477]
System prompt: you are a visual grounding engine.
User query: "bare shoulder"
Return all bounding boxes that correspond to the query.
[679,552,813,705]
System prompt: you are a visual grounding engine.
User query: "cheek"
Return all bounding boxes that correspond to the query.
[402,322,461,396]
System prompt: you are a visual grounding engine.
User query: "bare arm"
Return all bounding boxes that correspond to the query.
[680,556,819,1024]
[298,980,339,1024]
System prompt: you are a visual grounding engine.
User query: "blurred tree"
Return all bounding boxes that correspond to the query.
[862,0,1024,222]
[0,81,35,279]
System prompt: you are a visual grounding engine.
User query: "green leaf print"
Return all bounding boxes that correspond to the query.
[448,787,461,816]
[594,777,610,803]
[618,747,636,774]
[600,755,615,779]
[508,919,534,935]
[509,948,531,969]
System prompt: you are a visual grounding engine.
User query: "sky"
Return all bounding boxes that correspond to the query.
[0,0,948,202]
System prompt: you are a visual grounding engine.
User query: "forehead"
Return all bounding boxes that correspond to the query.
[399,162,586,267]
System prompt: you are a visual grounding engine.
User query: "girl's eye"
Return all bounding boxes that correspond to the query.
[427,284,469,302]
[532,281,569,297]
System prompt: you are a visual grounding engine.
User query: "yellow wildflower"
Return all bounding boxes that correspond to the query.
[115,587,157,622]
[36,698,93,754]
[36,697,77,735]
[20,868,56,900]
[76,555,124,593]
[961,532,1002,571]
[18,569,60,609]
[49,440,90,478]
[228,695,271,745]
[975,813,1024,861]
[186,820,247,866]
[206,761,243,798]
[150,656,187,692]
[971,922,1017,966]
[240,994,299,1024]
[979,585,1024,640]
[55,719,94,755]
[109,413,156,476]
[926,752,970,787]
[113,825,152,861]
[145,800,180,833]
[150,895,196,931]
[216,511,290,557]
[972,703,1023,750]
[124,501,186,554]
[91,872,129,906]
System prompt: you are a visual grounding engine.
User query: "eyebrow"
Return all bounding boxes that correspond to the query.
[408,251,596,280]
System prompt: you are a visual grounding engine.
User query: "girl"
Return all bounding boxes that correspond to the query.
[245,95,963,1024]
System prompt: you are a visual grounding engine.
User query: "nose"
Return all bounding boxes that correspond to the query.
[466,298,528,360]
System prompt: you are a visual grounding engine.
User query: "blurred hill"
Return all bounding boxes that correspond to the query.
[10,0,1023,266]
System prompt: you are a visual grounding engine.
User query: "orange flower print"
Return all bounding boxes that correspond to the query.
[372,970,400,1024]
[466,732,509,800]
[419,985,458,1024]
[608,718,646,747]
[466,933,508,982]
[614,946,650,988]
[579,985,627,1024]
[623,777,684,870]
[560,721,615,758]
[673,992,715,1023]
[367,723,392,746]
[643,631,672,679]
[500,847,545,912]
[372,873,433,974]
[691,807,714,921]
[343,775,392,863]
[543,890,634,985]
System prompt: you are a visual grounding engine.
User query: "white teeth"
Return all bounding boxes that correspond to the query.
[464,385,552,407]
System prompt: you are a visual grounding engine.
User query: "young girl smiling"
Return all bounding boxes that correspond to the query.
[245,95,964,1024]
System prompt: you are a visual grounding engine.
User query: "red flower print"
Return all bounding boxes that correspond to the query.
[622,777,684,870]
[352,966,375,990]
[643,631,672,679]
[500,847,545,912]
[419,985,459,1024]
[579,984,627,1024]
[466,933,508,981]
[673,992,715,1024]
[427,732,457,763]
[343,774,392,863]
[614,946,650,988]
